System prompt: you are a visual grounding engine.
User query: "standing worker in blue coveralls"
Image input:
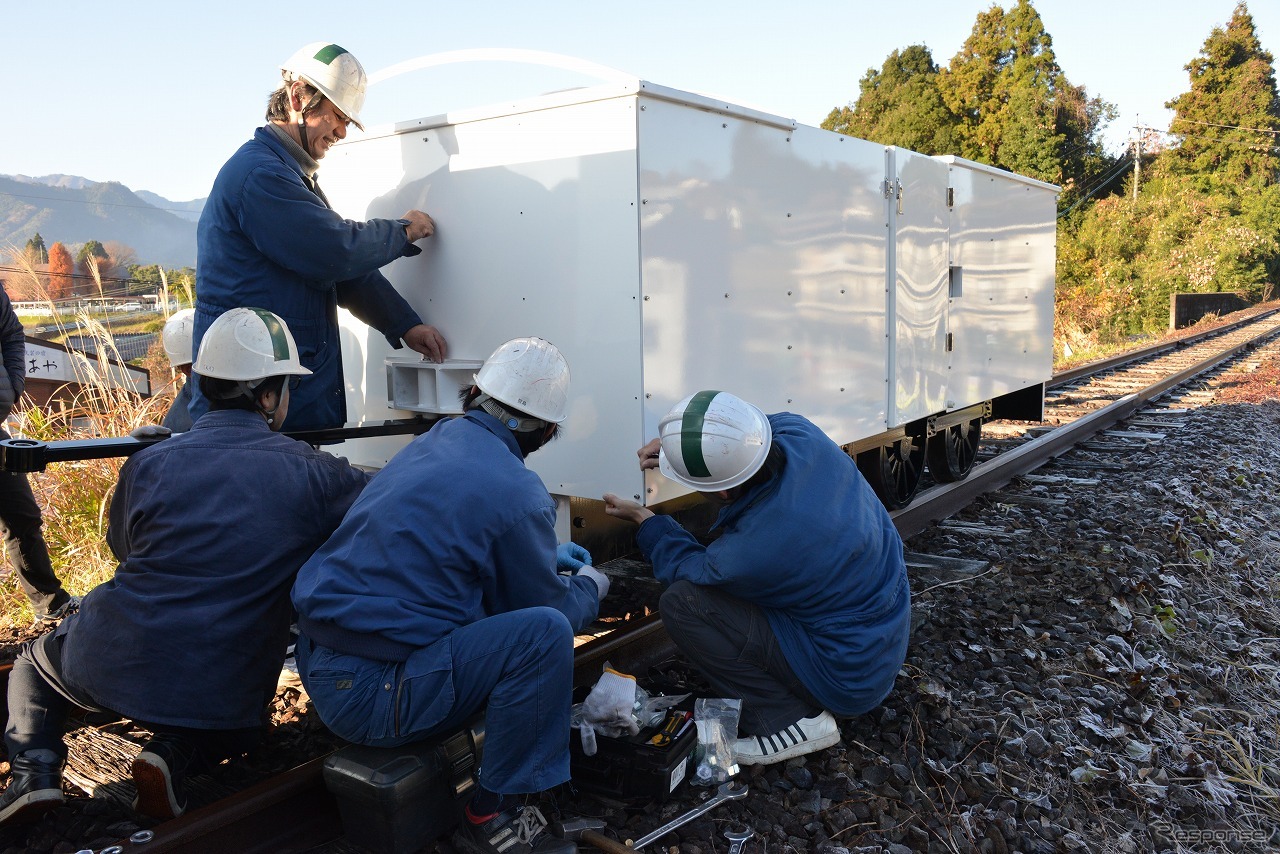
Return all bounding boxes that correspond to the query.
[190,42,447,430]
[0,308,373,828]
[0,285,77,623]
[603,391,911,766]
[293,338,608,854]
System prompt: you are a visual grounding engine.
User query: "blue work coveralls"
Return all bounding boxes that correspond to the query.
[636,413,911,719]
[293,411,601,795]
[3,410,372,762]
[191,126,427,430]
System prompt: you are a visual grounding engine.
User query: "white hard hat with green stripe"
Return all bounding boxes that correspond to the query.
[281,42,367,130]
[193,307,312,382]
[657,390,772,491]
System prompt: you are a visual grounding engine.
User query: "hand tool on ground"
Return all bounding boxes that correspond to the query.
[725,826,753,854]
[628,780,748,849]
[552,817,635,854]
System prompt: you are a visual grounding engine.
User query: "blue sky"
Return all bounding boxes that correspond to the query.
[5,0,1277,202]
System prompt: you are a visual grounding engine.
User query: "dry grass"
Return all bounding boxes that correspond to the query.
[0,250,186,626]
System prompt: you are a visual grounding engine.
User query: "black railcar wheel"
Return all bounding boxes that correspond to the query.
[926,418,982,483]
[857,430,926,510]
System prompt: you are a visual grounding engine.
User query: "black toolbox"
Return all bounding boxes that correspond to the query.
[569,707,697,802]
[322,718,484,854]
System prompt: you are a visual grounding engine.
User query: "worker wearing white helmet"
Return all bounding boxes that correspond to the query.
[190,42,446,432]
[0,308,372,827]
[604,391,911,767]
[159,308,196,432]
[293,338,604,854]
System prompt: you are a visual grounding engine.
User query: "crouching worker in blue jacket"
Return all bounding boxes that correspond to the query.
[0,309,373,828]
[292,338,608,854]
[603,391,910,767]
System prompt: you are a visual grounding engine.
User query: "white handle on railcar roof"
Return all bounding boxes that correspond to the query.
[368,49,635,86]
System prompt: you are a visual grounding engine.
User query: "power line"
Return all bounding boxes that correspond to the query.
[1169,117,1280,137]
[1057,155,1133,219]
[0,265,171,288]
[0,189,199,216]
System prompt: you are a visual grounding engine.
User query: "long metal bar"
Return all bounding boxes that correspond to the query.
[113,755,342,853]
[0,416,441,473]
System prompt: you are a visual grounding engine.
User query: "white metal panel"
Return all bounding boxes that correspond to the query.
[889,149,951,425]
[636,98,890,505]
[322,95,647,501]
[942,158,1057,405]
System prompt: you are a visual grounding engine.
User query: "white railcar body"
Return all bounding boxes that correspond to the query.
[319,77,1058,509]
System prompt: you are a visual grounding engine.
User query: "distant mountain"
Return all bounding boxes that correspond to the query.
[134,191,204,223]
[0,175,200,268]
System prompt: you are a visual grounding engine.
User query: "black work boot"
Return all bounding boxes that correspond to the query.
[453,804,577,854]
[0,749,64,827]
[132,734,196,819]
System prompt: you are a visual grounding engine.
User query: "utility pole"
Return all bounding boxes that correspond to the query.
[1132,117,1142,201]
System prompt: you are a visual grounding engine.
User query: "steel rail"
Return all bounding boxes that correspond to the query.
[893,319,1280,539]
[100,616,676,853]
[1050,306,1277,387]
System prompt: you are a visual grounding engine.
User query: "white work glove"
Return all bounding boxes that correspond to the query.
[581,667,640,737]
[556,542,592,573]
[576,565,611,602]
[130,424,173,439]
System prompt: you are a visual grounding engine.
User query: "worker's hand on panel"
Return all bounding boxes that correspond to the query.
[401,210,436,242]
[637,438,661,471]
[403,324,447,362]
[603,493,654,526]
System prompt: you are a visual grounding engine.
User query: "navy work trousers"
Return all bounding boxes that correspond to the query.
[0,429,66,616]
[297,606,574,796]
[659,579,823,737]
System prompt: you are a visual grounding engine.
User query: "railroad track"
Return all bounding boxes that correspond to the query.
[52,309,1280,854]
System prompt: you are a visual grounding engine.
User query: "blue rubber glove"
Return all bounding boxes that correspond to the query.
[556,542,592,573]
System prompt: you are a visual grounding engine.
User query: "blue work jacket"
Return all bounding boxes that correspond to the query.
[636,413,911,717]
[190,126,425,430]
[294,411,601,662]
[61,410,371,729]
[161,380,193,433]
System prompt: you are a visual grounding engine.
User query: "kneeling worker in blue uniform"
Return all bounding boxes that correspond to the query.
[603,391,911,766]
[0,308,373,827]
[292,337,608,854]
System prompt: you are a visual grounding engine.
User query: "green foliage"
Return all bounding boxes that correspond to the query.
[24,232,48,264]
[824,0,1113,205]
[941,0,1116,196]
[75,239,108,264]
[1164,2,1280,187]
[1057,170,1279,339]
[822,45,958,154]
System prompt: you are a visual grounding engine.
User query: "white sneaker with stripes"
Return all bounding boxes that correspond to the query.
[732,710,841,765]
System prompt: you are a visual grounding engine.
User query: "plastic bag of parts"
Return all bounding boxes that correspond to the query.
[691,697,741,786]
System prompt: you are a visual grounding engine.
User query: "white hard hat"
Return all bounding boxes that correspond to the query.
[658,391,772,491]
[474,338,571,424]
[161,309,196,367]
[281,42,367,130]
[193,308,312,383]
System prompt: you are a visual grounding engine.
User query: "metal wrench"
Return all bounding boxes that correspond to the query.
[630,781,748,850]
[725,826,753,854]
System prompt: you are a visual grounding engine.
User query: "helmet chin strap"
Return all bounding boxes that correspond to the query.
[213,380,281,424]
[289,80,313,158]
